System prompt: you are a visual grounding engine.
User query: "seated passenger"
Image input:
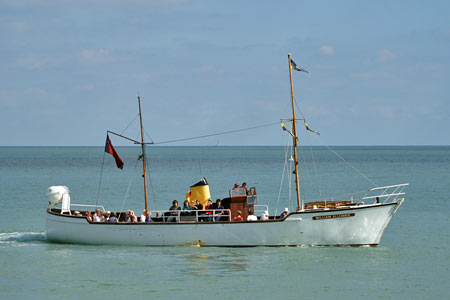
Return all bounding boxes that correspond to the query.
[104,211,111,222]
[167,200,181,222]
[234,210,243,221]
[108,212,118,223]
[130,210,138,223]
[212,199,225,222]
[146,211,153,223]
[86,210,93,222]
[182,200,193,216]
[193,200,203,210]
[125,210,132,222]
[247,208,257,221]
[74,211,82,216]
[279,208,289,219]
[140,210,147,223]
[93,208,104,222]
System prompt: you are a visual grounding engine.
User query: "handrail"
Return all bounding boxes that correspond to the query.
[70,204,106,212]
[363,183,409,204]
[368,183,409,191]
[148,209,232,223]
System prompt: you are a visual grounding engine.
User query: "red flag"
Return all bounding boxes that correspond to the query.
[105,135,124,169]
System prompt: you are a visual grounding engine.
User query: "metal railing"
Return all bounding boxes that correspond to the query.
[146,209,232,223]
[362,183,409,204]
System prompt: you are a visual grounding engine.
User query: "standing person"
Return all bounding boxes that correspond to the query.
[241,182,248,195]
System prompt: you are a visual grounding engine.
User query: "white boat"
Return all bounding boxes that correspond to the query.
[46,54,408,246]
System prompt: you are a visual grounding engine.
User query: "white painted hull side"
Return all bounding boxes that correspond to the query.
[46,201,403,246]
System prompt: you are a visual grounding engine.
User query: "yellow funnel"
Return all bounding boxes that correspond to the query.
[186,178,211,207]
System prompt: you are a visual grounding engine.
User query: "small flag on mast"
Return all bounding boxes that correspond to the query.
[105,135,124,169]
[304,121,320,135]
[290,58,309,73]
[281,123,298,141]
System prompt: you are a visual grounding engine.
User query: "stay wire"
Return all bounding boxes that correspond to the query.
[153,121,280,145]
[96,148,107,206]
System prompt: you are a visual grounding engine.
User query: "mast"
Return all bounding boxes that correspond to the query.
[288,53,302,211]
[138,96,149,215]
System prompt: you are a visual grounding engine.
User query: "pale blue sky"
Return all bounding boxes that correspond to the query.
[1,0,449,146]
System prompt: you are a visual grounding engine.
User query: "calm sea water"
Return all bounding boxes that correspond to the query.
[0,146,449,299]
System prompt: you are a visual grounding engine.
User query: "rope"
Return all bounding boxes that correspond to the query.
[95,147,107,206]
[276,135,290,216]
[318,136,377,186]
[118,151,140,220]
[309,145,324,201]
[153,121,280,145]
[120,114,139,136]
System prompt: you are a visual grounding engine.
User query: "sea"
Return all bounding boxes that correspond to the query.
[0,146,449,299]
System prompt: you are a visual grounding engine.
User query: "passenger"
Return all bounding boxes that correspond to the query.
[86,210,93,222]
[74,211,82,216]
[182,200,193,216]
[130,210,138,223]
[260,210,269,220]
[108,212,118,223]
[212,199,225,222]
[203,199,213,222]
[194,200,203,210]
[104,211,111,222]
[140,210,147,223]
[241,182,248,195]
[93,208,104,222]
[125,210,132,222]
[247,208,257,221]
[279,208,289,219]
[168,200,181,222]
[146,211,153,223]
[234,210,243,221]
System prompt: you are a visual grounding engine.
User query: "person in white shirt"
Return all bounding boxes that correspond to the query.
[93,208,104,222]
[247,208,257,221]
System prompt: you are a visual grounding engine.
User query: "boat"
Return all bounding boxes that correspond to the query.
[46,54,408,246]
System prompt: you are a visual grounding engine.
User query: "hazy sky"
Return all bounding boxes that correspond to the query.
[1,0,449,146]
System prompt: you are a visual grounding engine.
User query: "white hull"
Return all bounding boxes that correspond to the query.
[46,201,403,246]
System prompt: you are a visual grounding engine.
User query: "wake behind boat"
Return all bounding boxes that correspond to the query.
[46,54,408,246]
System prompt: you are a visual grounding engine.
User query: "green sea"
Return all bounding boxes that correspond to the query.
[0,146,449,299]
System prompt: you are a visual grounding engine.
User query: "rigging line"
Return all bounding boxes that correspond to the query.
[309,145,324,201]
[120,113,139,136]
[143,127,155,144]
[318,136,378,186]
[276,135,290,216]
[118,150,140,221]
[146,153,159,211]
[294,99,307,120]
[95,147,107,206]
[153,121,280,145]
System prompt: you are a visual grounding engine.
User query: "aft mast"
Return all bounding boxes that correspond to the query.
[287,53,304,212]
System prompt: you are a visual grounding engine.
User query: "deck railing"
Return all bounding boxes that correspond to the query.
[362,183,409,204]
[148,209,232,223]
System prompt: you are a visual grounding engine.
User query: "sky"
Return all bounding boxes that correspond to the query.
[1,0,449,146]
